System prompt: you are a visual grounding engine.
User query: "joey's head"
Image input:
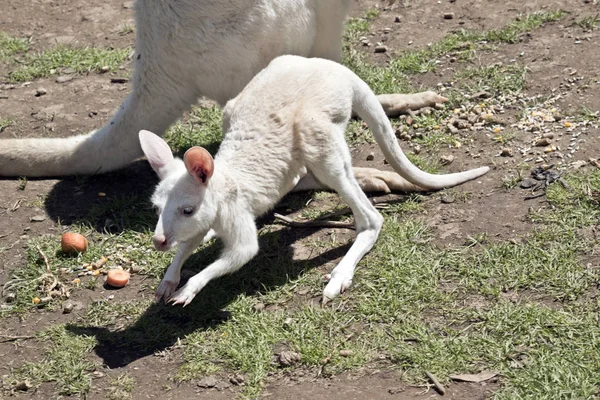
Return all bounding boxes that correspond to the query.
[139,130,216,251]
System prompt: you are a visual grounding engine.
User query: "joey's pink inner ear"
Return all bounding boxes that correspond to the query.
[184,147,214,185]
[139,130,174,176]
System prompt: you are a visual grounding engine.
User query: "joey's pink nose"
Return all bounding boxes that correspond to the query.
[153,235,168,251]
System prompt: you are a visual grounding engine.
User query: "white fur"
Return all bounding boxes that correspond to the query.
[141,56,489,306]
[0,0,427,185]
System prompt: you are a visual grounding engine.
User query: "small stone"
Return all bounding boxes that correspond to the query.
[339,349,354,357]
[197,376,218,388]
[405,116,414,126]
[15,380,32,391]
[447,123,459,134]
[55,75,73,83]
[100,65,110,73]
[441,195,455,204]
[544,145,557,153]
[374,45,388,53]
[535,138,551,147]
[440,154,455,165]
[278,351,301,367]
[63,301,74,314]
[229,374,245,386]
[520,178,537,189]
[283,317,294,327]
[4,292,16,303]
[394,16,401,23]
[92,371,105,379]
[253,302,265,312]
[471,91,492,99]
[500,148,513,157]
[389,387,405,394]
[443,12,455,19]
[542,132,554,139]
[129,265,143,274]
[413,144,421,155]
[35,87,47,97]
[455,119,470,130]
[383,27,392,34]
[30,214,46,222]
[366,152,375,161]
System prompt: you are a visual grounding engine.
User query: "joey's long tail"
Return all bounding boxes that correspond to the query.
[350,78,489,191]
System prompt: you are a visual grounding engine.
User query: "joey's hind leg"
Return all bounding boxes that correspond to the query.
[305,127,384,302]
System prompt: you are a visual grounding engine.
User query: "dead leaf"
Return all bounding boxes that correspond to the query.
[449,371,498,383]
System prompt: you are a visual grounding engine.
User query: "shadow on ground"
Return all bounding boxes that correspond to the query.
[66,224,352,368]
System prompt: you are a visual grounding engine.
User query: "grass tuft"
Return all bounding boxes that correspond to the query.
[8,45,130,82]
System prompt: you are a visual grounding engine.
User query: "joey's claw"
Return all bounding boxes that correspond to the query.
[322,273,353,303]
[168,281,202,307]
[155,278,180,303]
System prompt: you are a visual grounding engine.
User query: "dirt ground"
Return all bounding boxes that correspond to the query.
[1,0,599,399]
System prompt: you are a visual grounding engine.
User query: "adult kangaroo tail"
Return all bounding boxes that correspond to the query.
[350,75,489,191]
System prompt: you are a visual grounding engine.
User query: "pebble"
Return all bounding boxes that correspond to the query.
[253,302,265,312]
[4,292,16,303]
[229,374,245,386]
[14,380,32,391]
[443,12,455,19]
[62,301,74,314]
[500,148,513,157]
[520,178,537,189]
[197,376,218,388]
[30,214,46,222]
[278,351,301,367]
[35,87,47,97]
[441,195,455,204]
[339,349,354,357]
[92,371,105,379]
[535,138,551,147]
[440,154,455,165]
[394,16,401,23]
[366,152,375,161]
[55,75,73,83]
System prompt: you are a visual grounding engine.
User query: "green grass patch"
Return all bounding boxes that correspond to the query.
[343,10,565,95]
[106,374,136,400]
[0,117,13,132]
[0,32,29,60]
[8,45,130,82]
[455,64,528,94]
[7,325,97,396]
[574,13,599,30]
[165,105,224,155]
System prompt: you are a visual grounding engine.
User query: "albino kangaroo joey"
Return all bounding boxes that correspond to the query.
[140,56,489,306]
[1,0,442,187]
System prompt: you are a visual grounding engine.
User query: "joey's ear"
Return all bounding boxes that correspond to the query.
[183,146,214,185]
[139,130,174,179]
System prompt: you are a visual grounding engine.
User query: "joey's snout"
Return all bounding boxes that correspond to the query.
[153,234,170,251]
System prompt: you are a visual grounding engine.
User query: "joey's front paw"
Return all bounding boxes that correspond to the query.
[155,277,180,303]
[168,278,205,307]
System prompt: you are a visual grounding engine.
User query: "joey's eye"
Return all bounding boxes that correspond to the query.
[182,207,195,216]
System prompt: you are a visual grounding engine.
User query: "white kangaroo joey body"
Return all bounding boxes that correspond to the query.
[0,0,445,193]
[140,55,489,306]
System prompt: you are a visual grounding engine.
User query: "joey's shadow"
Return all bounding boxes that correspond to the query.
[66,223,353,368]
